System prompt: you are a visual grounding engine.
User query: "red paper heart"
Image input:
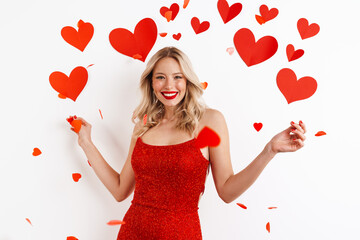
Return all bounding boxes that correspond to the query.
[259,5,278,22]
[109,18,157,62]
[72,173,82,182]
[71,120,82,133]
[200,82,208,90]
[49,66,88,101]
[173,33,181,41]
[253,122,263,132]
[286,44,304,62]
[191,17,210,34]
[196,126,220,148]
[217,0,242,24]
[255,15,266,25]
[61,20,94,52]
[32,148,42,156]
[233,28,278,67]
[297,18,320,40]
[276,68,317,104]
[160,3,179,21]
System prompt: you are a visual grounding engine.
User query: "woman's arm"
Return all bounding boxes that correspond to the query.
[74,117,139,202]
[204,109,306,203]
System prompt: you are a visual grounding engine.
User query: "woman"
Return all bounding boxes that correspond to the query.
[71,47,307,239]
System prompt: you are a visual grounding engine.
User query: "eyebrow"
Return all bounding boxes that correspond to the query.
[154,72,183,75]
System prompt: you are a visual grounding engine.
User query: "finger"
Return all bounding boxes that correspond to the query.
[290,121,304,134]
[291,128,306,141]
[299,120,306,133]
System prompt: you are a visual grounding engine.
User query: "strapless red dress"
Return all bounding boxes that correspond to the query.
[117,137,209,240]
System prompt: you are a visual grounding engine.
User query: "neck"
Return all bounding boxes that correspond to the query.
[163,106,177,121]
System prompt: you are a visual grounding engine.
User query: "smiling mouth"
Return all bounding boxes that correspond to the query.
[161,92,178,99]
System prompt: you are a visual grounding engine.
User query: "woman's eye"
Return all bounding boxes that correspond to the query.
[175,75,183,79]
[156,76,165,79]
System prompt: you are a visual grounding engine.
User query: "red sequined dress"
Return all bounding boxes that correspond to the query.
[117,137,209,240]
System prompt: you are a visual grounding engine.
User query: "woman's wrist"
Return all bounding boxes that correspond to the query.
[264,142,278,158]
[79,139,94,149]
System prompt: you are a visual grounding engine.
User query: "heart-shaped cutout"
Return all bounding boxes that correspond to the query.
[173,33,181,40]
[61,20,94,52]
[196,126,220,148]
[49,66,88,102]
[32,148,41,156]
[72,173,82,182]
[109,18,157,62]
[191,17,210,34]
[297,18,320,40]
[253,122,263,132]
[160,3,179,21]
[276,68,317,104]
[217,0,242,24]
[233,28,278,67]
[286,44,304,62]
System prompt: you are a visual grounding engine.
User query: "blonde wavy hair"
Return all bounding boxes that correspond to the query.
[132,46,208,138]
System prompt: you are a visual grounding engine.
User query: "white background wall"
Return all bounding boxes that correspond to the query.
[1,0,359,239]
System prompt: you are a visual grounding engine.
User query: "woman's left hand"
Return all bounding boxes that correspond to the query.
[267,121,307,154]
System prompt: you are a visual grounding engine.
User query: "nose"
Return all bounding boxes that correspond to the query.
[164,77,175,89]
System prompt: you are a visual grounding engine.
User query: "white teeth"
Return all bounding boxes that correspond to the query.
[163,93,177,97]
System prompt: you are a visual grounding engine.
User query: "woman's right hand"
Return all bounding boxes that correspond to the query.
[70,116,93,148]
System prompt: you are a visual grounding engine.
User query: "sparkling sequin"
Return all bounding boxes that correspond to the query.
[117,137,209,240]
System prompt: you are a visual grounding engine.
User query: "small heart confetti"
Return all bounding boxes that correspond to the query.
[159,33,167,37]
[253,122,263,132]
[226,47,234,55]
[200,82,208,90]
[173,33,181,41]
[72,173,82,182]
[32,148,42,156]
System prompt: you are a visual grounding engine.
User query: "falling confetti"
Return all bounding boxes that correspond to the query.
[253,122,263,132]
[99,109,103,119]
[67,237,78,240]
[72,173,82,182]
[226,47,234,55]
[159,33,167,37]
[268,207,277,209]
[143,114,148,125]
[32,148,42,156]
[183,0,190,9]
[87,64,94,68]
[315,131,326,136]
[266,222,270,233]
[25,218,32,226]
[200,82,208,90]
[173,33,181,41]
[236,203,247,209]
[107,220,126,225]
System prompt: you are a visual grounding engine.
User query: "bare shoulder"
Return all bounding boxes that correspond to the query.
[201,108,227,128]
